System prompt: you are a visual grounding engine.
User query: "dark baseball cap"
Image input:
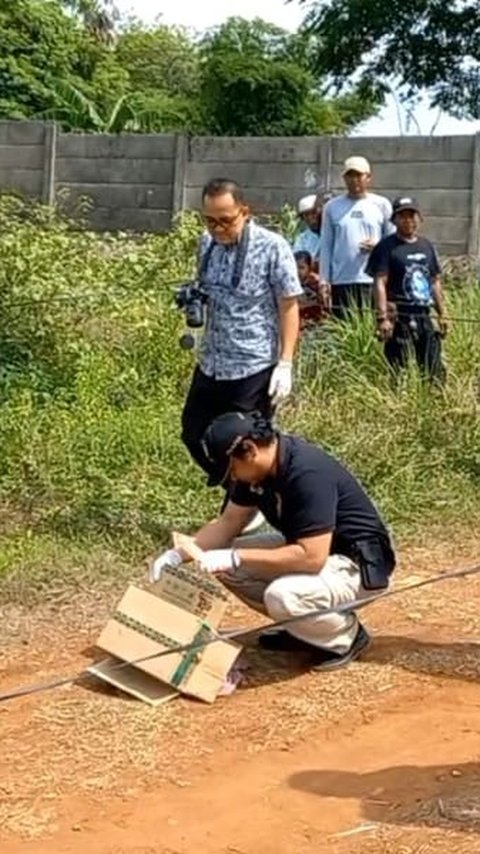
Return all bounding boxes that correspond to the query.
[391,196,421,220]
[201,411,272,487]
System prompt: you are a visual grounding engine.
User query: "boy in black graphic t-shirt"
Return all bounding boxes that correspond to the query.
[367,196,448,382]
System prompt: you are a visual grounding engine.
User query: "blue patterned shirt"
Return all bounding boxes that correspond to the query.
[293,228,322,261]
[197,221,303,380]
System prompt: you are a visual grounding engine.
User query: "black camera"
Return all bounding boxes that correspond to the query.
[174,283,208,329]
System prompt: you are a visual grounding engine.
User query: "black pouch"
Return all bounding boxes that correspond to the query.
[352,538,396,591]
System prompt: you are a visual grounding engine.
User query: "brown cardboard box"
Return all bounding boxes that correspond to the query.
[89,552,242,705]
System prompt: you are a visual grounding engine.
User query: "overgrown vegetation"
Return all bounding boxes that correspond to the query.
[0,2,379,135]
[0,195,478,599]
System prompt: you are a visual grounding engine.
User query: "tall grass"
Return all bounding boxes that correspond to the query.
[0,195,478,596]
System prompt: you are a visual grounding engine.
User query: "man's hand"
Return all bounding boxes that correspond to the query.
[199,549,235,574]
[319,281,332,311]
[376,318,394,342]
[268,359,293,406]
[437,315,449,337]
[149,548,183,583]
[377,319,394,342]
[359,237,377,253]
[306,272,321,291]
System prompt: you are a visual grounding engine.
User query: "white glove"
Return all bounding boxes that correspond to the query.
[199,549,235,574]
[149,548,182,583]
[268,360,293,406]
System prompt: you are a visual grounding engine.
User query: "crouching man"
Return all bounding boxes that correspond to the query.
[150,412,396,670]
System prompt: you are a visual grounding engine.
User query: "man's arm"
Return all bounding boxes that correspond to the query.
[278,296,300,362]
[366,241,392,325]
[431,276,448,335]
[191,501,256,553]
[373,274,394,341]
[373,273,389,318]
[319,203,334,309]
[149,501,256,583]
[429,244,448,334]
[235,531,332,581]
[319,202,333,285]
[235,469,336,579]
[381,198,395,237]
[270,240,302,359]
[431,276,445,315]
[268,240,302,402]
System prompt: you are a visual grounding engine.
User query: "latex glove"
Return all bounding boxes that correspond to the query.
[199,549,235,575]
[268,360,293,407]
[149,548,182,583]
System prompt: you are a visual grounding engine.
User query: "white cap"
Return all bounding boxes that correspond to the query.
[297,194,317,215]
[343,156,371,175]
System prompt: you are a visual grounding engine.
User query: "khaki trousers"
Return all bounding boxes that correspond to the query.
[221,532,373,654]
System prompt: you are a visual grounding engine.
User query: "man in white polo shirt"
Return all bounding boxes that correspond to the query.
[320,156,393,319]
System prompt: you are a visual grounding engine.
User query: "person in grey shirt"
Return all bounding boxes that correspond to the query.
[320,156,393,320]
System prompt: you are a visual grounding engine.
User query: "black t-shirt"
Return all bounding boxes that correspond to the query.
[366,234,441,308]
[231,435,391,552]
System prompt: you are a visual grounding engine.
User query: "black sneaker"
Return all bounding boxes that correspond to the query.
[258,623,371,671]
[258,630,317,653]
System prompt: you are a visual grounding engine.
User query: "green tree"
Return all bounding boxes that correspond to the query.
[41,80,193,133]
[0,0,122,121]
[300,0,480,119]
[114,24,203,132]
[0,4,380,135]
[0,0,86,119]
[62,0,117,42]
[39,82,135,132]
[199,17,379,136]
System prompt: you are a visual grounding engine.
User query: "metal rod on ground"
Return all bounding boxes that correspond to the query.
[1,562,479,704]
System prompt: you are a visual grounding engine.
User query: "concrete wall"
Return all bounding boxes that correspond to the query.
[0,121,55,203]
[185,136,330,215]
[186,135,476,257]
[56,132,178,232]
[0,121,478,256]
[329,137,475,257]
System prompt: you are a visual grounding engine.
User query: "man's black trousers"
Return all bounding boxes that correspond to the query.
[331,283,373,320]
[181,365,274,477]
[384,314,445,383]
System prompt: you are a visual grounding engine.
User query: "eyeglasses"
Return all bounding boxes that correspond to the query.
[202,209,245,231]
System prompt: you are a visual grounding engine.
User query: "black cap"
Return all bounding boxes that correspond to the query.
[201,411,273,487]
[391,195,421,221]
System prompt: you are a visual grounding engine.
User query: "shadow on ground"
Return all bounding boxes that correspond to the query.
[289,762,480,833]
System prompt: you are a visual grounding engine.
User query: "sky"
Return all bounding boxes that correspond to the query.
[114,0,480,137]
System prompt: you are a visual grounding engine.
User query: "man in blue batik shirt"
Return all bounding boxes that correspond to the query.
[181,178,303,514]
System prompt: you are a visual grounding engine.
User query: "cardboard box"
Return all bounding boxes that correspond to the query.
[89,558,242,705]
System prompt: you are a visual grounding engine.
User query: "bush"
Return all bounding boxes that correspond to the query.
[0,195,478,594]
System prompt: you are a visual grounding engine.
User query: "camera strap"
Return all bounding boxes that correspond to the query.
[198,222,251,289]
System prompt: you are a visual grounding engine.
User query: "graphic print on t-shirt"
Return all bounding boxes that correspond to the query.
[402,252,433,306]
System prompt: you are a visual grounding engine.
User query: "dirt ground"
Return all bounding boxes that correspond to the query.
[1,538,480,854]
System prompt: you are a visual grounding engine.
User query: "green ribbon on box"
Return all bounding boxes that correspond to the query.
[112,610,213,688]
[171,622,213,687]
